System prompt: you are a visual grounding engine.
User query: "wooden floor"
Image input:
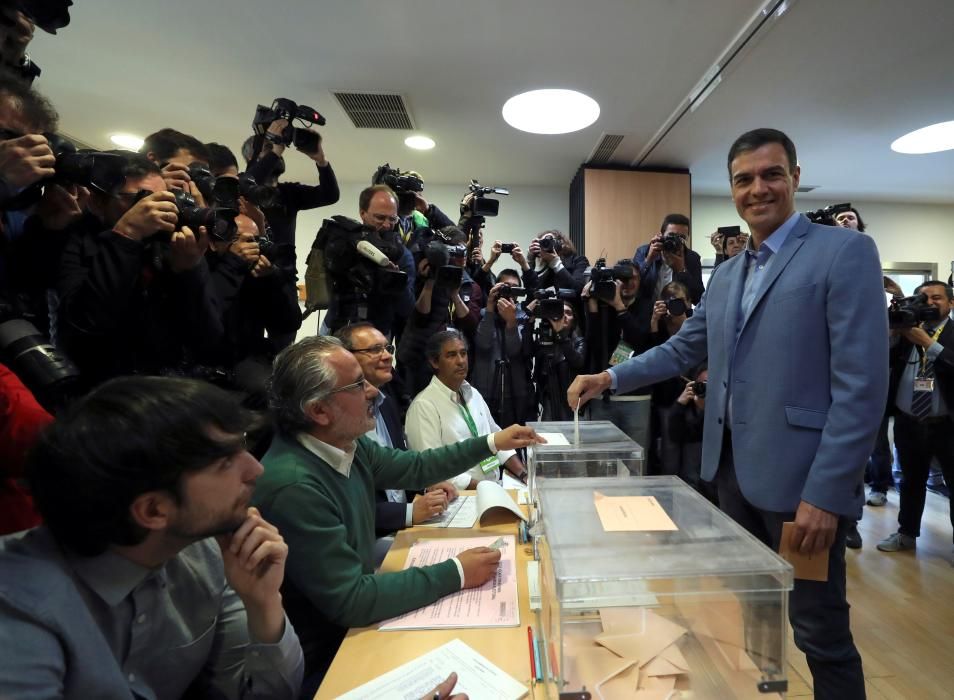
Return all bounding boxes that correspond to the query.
[784,488,953,698]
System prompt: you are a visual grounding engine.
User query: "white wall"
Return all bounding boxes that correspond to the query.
[292,182,568,336]
[691,195,954,280]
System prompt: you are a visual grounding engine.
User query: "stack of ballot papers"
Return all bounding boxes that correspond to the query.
[335,638,526,700]
[418,480,526,528]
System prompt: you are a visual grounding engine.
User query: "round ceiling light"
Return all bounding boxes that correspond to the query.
[891,120,954,154]
[109,133,144,151]
[502,89,600,134]
[405,135,435,150]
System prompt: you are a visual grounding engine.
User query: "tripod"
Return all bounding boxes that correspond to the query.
[488,319,519,426]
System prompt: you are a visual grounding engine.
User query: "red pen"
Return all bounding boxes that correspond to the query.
[527,626,537,679]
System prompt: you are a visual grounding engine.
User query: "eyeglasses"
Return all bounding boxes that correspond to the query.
[327,377,370,396]
[370,213,399,225]
[351,344,394,357]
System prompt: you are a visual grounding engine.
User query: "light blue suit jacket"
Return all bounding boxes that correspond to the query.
[613,215,888,516]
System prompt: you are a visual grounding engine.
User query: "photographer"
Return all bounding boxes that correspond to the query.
[633,213,704,304]
[471,272,532,426]
[584,259,652,448]
[204,213,302,407]
[242,118,339,279]
[524,296,585,421]
[709,227,746,269]
[56,155,223,387]
[526,230,588,295]
[140,128,211,202]
[318,185,415,338]
[396,225,483,395]
[472,239,535,298]
[664,366,716,502]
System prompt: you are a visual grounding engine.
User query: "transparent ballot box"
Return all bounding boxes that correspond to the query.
[536,477,793,699]
[527,420,644,492]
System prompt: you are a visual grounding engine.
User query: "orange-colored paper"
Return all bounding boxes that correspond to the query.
[595,611,687,665]
[593,492,678,532]
[779,521,828,582]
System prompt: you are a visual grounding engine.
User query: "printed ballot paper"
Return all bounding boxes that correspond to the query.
[593,491,678,532]
[335,638,527,700]
[379,535,519,630]
[418,481,526,528]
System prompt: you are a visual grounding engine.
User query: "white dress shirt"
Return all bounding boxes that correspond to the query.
[406,376,515,490]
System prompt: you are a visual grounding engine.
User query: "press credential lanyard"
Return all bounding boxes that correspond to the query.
[457,392,500,474]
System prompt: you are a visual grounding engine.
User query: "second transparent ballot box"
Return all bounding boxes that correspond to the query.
[536,477,793,699]
[527,420,643,494]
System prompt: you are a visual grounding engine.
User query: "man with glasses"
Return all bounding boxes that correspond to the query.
[57,154,223,387]
[319,184,415,337]
[335,322,456,544]
[253,336,542,687]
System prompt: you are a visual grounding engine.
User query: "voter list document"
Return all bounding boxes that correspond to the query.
[334,638,527,700]
[379,535,519,630]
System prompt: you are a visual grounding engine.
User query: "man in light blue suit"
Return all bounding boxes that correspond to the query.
[570,128,887,700]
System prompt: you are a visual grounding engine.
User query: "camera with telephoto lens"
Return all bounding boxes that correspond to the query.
[171,190,238,243]
[0,291,79,412]
[210,173,280,210]
[497,285,527,301]
[689,380,707,398]
[187,162,216,202]
[805,202,852,227]
[661,232,685,254]
[589,258,635,303]
[532,288,576,321]
[372,163,423,216]
[888,293,941,330]
[252,98,326,154]
[1,132,127,210]
[666,297,688,316]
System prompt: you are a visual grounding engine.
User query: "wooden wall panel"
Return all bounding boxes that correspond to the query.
[582,169,691,264]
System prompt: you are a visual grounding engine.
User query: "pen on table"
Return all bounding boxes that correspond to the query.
[527,626,538,680]
[532,628,543,682]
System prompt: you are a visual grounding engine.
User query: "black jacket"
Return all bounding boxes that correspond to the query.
[632,243,704,304]
[373,384,415,537]
[888,320,954,416]
[56,218,223,388]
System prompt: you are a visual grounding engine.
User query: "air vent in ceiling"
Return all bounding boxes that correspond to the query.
[588,133,625,165]
[333,92,414,129]
[797,185,818,193]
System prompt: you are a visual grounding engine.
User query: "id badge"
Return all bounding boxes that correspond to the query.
[914,378,935,392]
[478,455,501,474]
[608,340,634,367]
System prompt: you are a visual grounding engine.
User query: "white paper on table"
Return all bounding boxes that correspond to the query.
[417,495,478,528]
[500,472,530,505]
[334,638,527,700]
[475,480,526,523]
[379,535,519,630]
[536,432,571,446]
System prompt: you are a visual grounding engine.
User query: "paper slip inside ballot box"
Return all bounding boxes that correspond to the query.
[418,480,526,528]
[536,432,571,446]
[379,534,519,630]
[779,521,828,581]
[593,491,678,532]
[334,638,527,700]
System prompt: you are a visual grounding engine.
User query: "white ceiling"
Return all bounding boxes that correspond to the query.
[30,0,954,203]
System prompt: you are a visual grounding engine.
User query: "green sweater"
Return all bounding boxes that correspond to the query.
[252,432,492,674]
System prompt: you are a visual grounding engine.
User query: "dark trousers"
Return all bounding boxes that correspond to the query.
[716,432,865,700]
[865,413,894,493]
[894,412,954,540]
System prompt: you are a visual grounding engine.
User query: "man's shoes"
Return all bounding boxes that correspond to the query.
[846,524,862,549]
[866,490,887,507]
[876,532,916,552]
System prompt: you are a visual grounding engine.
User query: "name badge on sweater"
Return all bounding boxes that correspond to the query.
[478,455,501,474]
[608,340,634,367]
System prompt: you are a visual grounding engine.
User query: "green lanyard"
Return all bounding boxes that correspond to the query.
[457,393,479,437]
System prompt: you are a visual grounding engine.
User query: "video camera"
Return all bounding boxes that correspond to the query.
[1,132,127,210]
[252,98,326,154]
[888,293,941,330]
[410,226,467,291]
[458,179,509,242]
[532,288,576,321]
[805,202,852,227]
[589,258,635,303]
[497,285,528,301]
[372,163,423,217]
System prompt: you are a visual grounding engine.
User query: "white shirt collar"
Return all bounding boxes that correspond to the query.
[428,375,473,405]
[296,432,356,478]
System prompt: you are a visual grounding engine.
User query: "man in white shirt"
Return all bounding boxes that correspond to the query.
[406,329,529,489]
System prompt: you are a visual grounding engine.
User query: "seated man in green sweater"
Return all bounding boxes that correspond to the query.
[252,335,542,685]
